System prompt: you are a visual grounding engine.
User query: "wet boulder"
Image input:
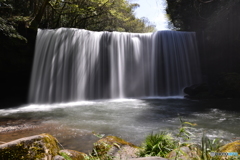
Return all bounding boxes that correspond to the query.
[166,146,201,160]
[93,135,140,160]
[129,157,169,160]
[53,155,66,160]
[59,149,87,160]
[0,133,60,159]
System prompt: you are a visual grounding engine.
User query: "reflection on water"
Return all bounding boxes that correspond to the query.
[0,98,239,152]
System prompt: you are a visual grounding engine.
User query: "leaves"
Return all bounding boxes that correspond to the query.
[0,17,27,42]
[1,0,156,32]
[92,132,105,139]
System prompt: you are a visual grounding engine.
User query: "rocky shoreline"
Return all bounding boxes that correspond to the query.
[0,132,240,160]
[0,120,240,160]
[1,102,240,160]
[0,131,143,160]
[0,119,100,153]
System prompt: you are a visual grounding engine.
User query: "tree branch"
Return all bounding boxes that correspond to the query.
[29,0,51,29]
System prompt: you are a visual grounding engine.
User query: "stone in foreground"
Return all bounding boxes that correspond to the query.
[93,135,140,160]
[219,140,240,153]
[59,149,87,160]
[129,157,169,160]
[166,146,201,160]
[0,133,60,160]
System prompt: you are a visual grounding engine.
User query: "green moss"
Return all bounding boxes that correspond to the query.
[94,135,137,156]
[92,135,139,160]
[99,136,137,148]
[0,140,45,159]
[60,152,73,160]
[60,150,89,160]
[0,134,60,160]
[219,140,240,154]
[59,149,88,160]
[41,133,60,156]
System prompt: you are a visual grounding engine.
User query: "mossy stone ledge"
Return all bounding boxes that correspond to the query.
[59,149,87,160]
[0,133,60,160]
[93,135,140,160]
[219,140,240,154]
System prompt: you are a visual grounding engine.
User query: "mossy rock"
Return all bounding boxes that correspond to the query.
[166,145,201,160]
[0,133,60,160]
[59,149,87,160]
[218,140,240,154]
[93,136,140,159]
[130,158,170,160]
[53,155,67,160]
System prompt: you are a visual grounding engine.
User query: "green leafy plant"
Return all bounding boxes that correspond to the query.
[84,154,113,160]
[92,132,105,139]
[177,116,197,142]
[172,116,198,160]
[59,152,73,160]
[139,116,232,160]
[139,131,177,157]
[201,131,225,160]
[85,143,113,160]
[85,132,113,160]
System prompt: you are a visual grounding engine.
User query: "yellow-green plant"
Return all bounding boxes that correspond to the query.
[177,116,197,142]
[85,132,113,160]
[201,131,225,160]
[84,153,113,160]
[139,131,177,157]
[59,152,73,160]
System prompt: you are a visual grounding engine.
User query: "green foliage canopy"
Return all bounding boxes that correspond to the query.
[0,0,156,33]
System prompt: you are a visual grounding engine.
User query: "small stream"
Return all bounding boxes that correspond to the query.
[0,97,239,153]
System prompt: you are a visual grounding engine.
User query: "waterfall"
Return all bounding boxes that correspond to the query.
[29,28,201,103]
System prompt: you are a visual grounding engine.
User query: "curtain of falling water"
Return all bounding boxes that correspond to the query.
[29,28,201,103]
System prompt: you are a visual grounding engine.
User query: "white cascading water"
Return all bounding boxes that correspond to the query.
[29,28,201,103]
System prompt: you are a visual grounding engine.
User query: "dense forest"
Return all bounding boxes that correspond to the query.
[0,0,156,33]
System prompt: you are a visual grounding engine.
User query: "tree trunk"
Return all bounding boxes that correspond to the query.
[29,0,51,30]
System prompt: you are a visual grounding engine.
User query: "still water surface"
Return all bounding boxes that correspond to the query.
[0,97,239,152]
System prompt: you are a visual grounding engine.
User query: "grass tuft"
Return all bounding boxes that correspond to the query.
[139,131,177,157]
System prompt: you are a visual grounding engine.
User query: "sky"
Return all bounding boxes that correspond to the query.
[128,0,170,30]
